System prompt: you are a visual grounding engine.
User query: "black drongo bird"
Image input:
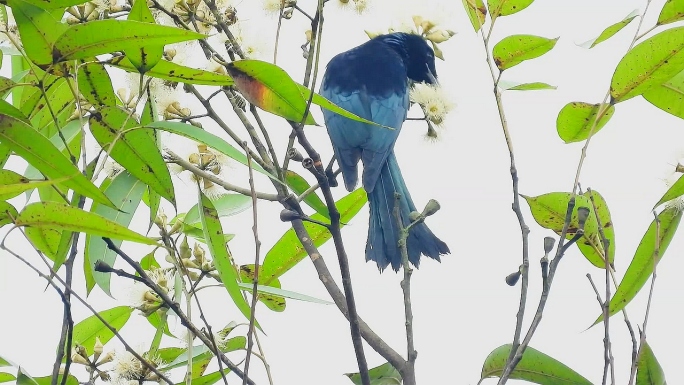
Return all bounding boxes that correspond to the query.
[320,32,450,271]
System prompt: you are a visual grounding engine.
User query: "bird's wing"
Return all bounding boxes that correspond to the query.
[360,89,409,193]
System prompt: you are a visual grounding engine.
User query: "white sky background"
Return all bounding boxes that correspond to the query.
[2,0,684,384]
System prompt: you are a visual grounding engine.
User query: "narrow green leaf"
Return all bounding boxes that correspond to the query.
[0,76,17,98]
[0,113,115,208]
[89,106,175,205]
[147,120,273,179]
[0,169,68,200]
[261,188,367,284]
[32,374,78,385]
[0,201,18,228]
[462,0,487,32]
[86,171,147,295]
[522,192,613,268]
[654,172,684,208]
[346,362,401,385]
[0,373,16,383]
[238,282,332,305]
[488,0,534,21]
[636,341,667,385]
[285,170,329,219]
[108,56,234,86]
[225,59,317,124]
[182,369,231,385]
[556,102,615,143]
[580,10,639,48]
[611,26,684,102]
[125,0,163,73]
[16,201,156,245]
[499,81,557,91]
[0,98,29,123]
[10,0,67,66]
[239,264,286,312]
[657,0,684,25]
[157,347,185,364]
[16,368,38,385]
[594,207,681,325]
[297,84,392,129]
[643,68,684,120]
[183,193,252,226]
[492,34,558,70]
[70,306,133,358]
[197,189,259,329]
[15,0,89,8]
[580,190,615,268]
[77,61,117,107]
[52,20,204,63]
[481,344,593,385]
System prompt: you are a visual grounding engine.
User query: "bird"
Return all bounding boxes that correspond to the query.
[320,32,450,272]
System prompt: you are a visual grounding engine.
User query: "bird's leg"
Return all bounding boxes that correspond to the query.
[325,156,338,187]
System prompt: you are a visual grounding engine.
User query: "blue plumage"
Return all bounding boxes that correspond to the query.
[320,33,449,271]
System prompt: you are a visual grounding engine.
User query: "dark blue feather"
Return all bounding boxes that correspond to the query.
[320,32,449,271]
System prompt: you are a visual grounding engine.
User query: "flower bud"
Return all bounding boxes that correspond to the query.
[421,199,440,217]
[505,270,521,286]
[97,351,115,365]
[71,352,90,366]
[577,207,590,229]
[179,237,191,259]
[409,211,422,222]
[280,209,301,222]
[93,337,104,356]
[181,258,200,269]
[426,29,456,44]
[543,236,555,254]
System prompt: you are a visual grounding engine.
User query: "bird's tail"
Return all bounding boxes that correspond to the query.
[366,152,450,271]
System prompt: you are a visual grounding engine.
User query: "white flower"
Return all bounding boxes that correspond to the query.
[228,23,271,60]
[410,83,454,126]
[112,351,144,381]
[352,0,369,14]
[262,0,284,15]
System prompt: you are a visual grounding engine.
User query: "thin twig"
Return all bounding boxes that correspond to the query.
[393,194,417,385]
[165,150,279,201]
[243,146,262,385]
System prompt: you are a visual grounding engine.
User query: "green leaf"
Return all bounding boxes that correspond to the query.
[52,20,204,63]
[580,190,615,268]
[0,201,18,228]
[77,61,117,107]
[10,0,68,66]
[70,306,133,358]
[636,341,667,385]
[462,0,487,32]
[261,188,367,284]
[182,193,252,226]
[499,81,557,91]
[580,10,639,48]
[346,362,401,385]
[86,171,147,295]
[657,0,684,25]
[108,56,234,86]
[488,0,534,21]
[197,189,259,329]
[125,0,163,73]
[654,170,684,208]
[643,68,684,120]
[611,26,684,102]
[16,368,38,385]
[225,60,317,124]
[297,84,392,129]
[15,0,89,8]
[492,34,558,70]
[522,192,614,268]
[0,76,17,98]
[594,207,681,325]
[89,106,175,205]
[0,169,68,200]
[285,170,329,219]
[481,344,593,385]
[147,120,273,179]
[238,281,332,305]
[0,373,16,383]
[0,113,115,208]
[556,102,615,143]
[239,264,286,312]
[32,374,78,385]
[182,369,231,385]
[16,201,156,245]
[157,347,185,364]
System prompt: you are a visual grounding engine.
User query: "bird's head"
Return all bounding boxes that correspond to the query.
[379,32,437,85]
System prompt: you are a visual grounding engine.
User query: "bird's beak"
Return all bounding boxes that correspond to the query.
[426,64,438,85]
